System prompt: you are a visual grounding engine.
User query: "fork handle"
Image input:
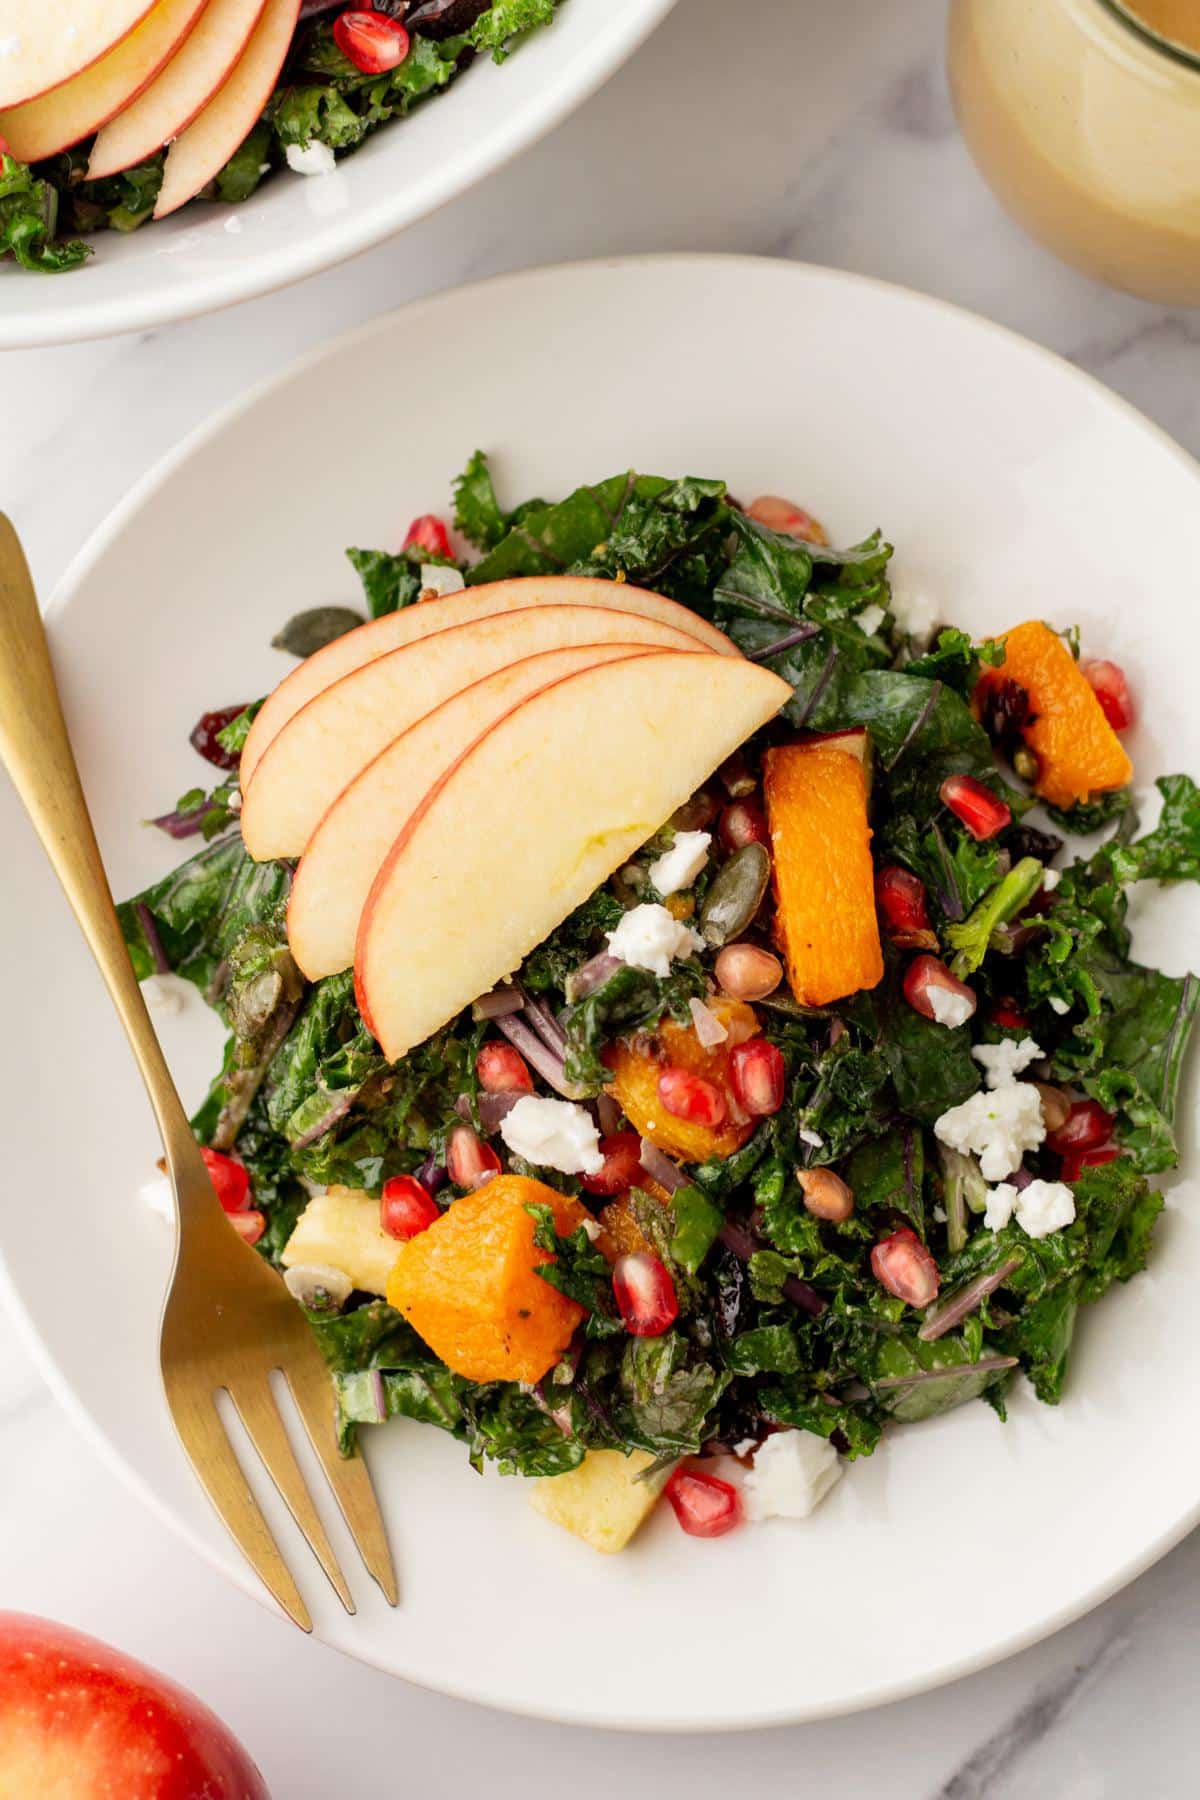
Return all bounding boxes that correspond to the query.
[0,515,200,1180]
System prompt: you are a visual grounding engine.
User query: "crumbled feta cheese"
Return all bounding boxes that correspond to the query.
[932,1203,948,1224]
[606,903,703,978]
[972,1035,1044,1089]
[1049,996,1071,1016]
[143,974,185,1016]
[928,984,975,1029]
[888,578,939,642]
[742,1431,842,1522]
[934,1082,1046,1182]
[984,1182,1018,1231]
[648,830,711,897]
[1013,1178,1076,1240]
[419,563,465,598]
[286,141,336,177]
[580,1217,603,1244]
[500,1096,603,1176]
[1041,868,1061,891]
[856,603,886,637]
[798,1128,824,1148]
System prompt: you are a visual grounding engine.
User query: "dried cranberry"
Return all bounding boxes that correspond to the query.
[189,703,251,771]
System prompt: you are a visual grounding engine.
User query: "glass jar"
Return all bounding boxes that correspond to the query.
[948,0,1200,304]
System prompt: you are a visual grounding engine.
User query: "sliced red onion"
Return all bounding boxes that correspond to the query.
[416,1153,447,1196]
[495,1011,584,1099]
[150,797,230,839]
[472,985,524,1020]
[566,952,623,1002]
[366,1369,387,1425]
[717,1219,759,1260]
[782,1273,826,1318]
[873,1355,1018,1391]
[1010,1167,1034,1192]
[638,1138,688,1192]
[918,1256,1023,1343]
[597,1093,623,1136]
[135,902,170,975]
[455,1089,521,1133]
[715,1217,826,1316]
[520,989,567,1055]
[689,996,728,1048]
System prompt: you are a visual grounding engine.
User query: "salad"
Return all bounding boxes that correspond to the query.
[120,452,1200,1553]
[0,1,560,276]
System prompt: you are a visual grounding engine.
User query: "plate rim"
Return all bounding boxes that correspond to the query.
[6,252,1200,1730]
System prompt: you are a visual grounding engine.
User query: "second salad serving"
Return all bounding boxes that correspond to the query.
[120,452,1200,1552]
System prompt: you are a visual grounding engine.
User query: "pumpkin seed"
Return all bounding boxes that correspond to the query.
[271,606,365,658]
[699,843,770,946]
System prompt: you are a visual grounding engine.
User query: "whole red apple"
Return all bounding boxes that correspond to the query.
[0,1613,270,1798]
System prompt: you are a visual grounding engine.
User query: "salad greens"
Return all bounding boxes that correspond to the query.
[5,2,563,276]
[120,450,1200,1494]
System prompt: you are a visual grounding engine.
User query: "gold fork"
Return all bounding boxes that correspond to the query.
[0,515,397,1631]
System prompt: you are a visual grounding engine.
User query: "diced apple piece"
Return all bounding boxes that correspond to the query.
[0,1,155,110]
[0,0,207,161]
[153,0,298,218]
[242,605,706,861]
[529,1450,673,1554]
[801,726,874,791]
[240,576,738,787]
[356,652,791,1062]
[280,1185,396,1298]
[288,642,656,980]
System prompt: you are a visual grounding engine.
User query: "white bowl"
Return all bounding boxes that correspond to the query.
[0,0,674,349]
[3,256,1199,1729]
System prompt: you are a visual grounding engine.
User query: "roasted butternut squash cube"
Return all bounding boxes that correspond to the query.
[385,1174,594,1383]
[763,741,884,1006]
[603,997,759,1164]
[976,620,1133,809]
[529,1449,674,1553]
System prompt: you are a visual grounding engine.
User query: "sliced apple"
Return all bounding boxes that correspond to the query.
[88,0,267,179]
[0,1,156,111]
[240,576,737,788]
[0,0,208,163]
[288,643,658,981]
[241,604,708,862]
[153,0,299,218]
[355,652,792,1063]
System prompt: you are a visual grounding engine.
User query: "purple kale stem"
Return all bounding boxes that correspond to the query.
[516,985,567,1054]
[290,1089,356,1152]
[793,643,839,726]
[874,1355,1018,1391]
[495,1010,583,1099]
[884,678,943,773]
[135,902,170,975]
[718,1221,826,1317]
[782,1274,826,1318]
[749,623,821,664]
[918,1257,1023,1343]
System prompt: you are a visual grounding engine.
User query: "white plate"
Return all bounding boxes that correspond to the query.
[3,256,1199,1730]
[0,0,674,349]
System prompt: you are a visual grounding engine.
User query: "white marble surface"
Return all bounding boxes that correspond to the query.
[3,0,1200,1792]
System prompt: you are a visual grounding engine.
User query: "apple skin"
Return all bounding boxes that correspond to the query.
[0,1,156,111]
[0,1613,270,1799]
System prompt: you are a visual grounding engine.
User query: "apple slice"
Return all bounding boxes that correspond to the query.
[0,1,156,110]
[0,0,209,163]
[153,0,299,218]
[241,604,706,862]
[88,0,268,179]
[239,576,737,788]
[356,652,792,1063]
[288,642,658,981]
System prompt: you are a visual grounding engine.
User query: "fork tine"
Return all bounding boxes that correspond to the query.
[283,1356,399,1607]
[166,1385,313,1632]
[226,1377,355,1616]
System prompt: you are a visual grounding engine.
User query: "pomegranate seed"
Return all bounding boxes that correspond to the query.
[189,702,251,771]
[902,955,977,1027]
[744,494,828,544]
[333,9,410,74]
[664,1466,743,1538]
[875,866,931,936]
[939,774,1012,841]
[380,1174,441,1240]
[475,1042,533,1095]
[446,1124,501,1189]
[401,511,451,558]
[714,942,782,1002]
[229,1209,265,1246]
[1046,1099,1116,1156]
[718,799,769,852]
[871,1227,939,1308]
[657,1066,728,1128]
[579,1130,644,1197]
[1061,1145,1121,1182]
[613,1252,679,1336]
[1082,659,1135,733]
[200,1146,251,1213]
[991,999,1030,1031]
[728,1039,785,1116]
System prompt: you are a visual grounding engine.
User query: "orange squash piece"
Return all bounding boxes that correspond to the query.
[763,741,884,1007]
[977,620,1132,809]
[385,1175,594,1383]
[603,996,759,1164]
